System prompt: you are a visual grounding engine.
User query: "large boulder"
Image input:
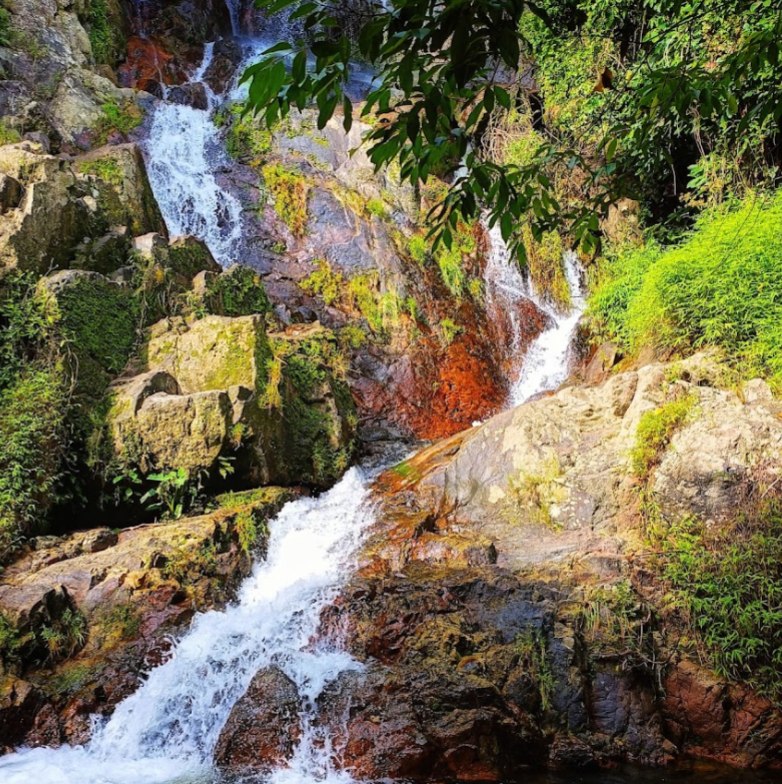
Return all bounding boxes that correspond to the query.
[0,142,165,276]
[215,666,303,771]
[146,314,270,395]
[109,318,357,487]
[75,144,166,237]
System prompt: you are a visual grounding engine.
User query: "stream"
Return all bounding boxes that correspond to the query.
[0,16,779,784]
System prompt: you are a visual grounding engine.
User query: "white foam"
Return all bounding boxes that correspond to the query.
[0,468,377,783]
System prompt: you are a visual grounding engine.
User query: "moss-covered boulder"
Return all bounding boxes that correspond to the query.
[147,314,270,395]
[74,144,166,238]
[107,316,356,489]
[40,270,137,396]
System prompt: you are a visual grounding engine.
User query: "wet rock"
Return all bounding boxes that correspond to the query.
[215,666,303,771]
[167,83,209,111]
[0,488,298,749]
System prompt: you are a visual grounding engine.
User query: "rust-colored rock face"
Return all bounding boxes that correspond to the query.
[118,37,188,93]
[662,662,782,768]
[215,666,302,772]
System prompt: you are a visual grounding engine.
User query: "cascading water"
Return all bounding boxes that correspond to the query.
[144,43,245,267]
[484,222,586,405]
[0,466,381,784]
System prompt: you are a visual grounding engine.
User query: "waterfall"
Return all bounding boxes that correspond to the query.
[0,466,381,784]
[144,44,244,267]
[484,223,586,405]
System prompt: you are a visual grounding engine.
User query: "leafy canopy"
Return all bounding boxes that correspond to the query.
[243,0,782,257]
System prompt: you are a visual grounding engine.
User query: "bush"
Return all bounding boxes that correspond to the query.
[0,367,69,544]
[656,501,782,702]
[589,194,782,386]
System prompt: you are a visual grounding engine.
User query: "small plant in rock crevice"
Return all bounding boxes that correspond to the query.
[514,629,555,713]
[631,390,696,480]
[505,453,566,529]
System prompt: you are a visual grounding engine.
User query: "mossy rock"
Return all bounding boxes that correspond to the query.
[146,314,271,395]
[41,270,137,383]
[261,326,357,487]
[74,144,165,238]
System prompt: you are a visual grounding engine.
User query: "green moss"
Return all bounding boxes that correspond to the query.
[50,276,137,378]
[226,104,274,163]
[300,260,343,306]
[408,234,429,264]
[262,163,308,237]
[631,392,696,479]
[267,332,356,486]
[438,318,461,347]
[48,663,102,696]
[85,0,124,66]
[366,198,389,219]
[76,157,123,186]
[339,323,368,349]
[94,100,143,146]
[208,267,271,317]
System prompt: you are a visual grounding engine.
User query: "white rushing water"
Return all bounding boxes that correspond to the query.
[0,467,378,784]
[144,44,244,267]
[484,223,586,406]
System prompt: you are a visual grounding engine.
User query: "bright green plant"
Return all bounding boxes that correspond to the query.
[262,163,308,237]
[590,194,782,388]
[140,468,204,520]
[631,393,696,479]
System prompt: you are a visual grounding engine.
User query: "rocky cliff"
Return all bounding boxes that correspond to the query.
[214,353,782,776]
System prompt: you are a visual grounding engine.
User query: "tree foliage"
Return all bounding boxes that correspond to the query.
[244,0,782,257]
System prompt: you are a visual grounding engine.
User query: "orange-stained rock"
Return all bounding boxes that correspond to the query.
[118,37,187,91]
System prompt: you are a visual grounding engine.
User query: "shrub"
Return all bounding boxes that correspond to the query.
[656,501,782,702]
[0,367,69,547]
[589,194,782,387]
[262,163,308,237]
